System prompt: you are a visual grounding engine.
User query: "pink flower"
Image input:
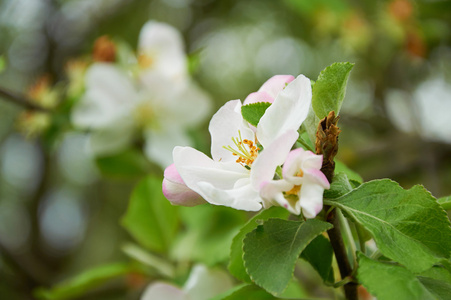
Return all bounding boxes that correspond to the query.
[260,148,330,218]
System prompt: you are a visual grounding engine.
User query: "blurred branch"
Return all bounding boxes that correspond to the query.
[0,87,50,112]
[0,241,46,290]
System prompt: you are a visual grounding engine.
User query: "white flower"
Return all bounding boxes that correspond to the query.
[164,75,312,211]
[137,21,187,82]
[71,22,211,168]
[72,63,211,168]
[260,148,330,218]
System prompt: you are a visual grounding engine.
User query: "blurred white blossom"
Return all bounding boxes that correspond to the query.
[71,21,211,168]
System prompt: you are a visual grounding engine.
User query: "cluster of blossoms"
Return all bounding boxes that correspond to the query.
[163,74,330,218]
[70,21,211,168]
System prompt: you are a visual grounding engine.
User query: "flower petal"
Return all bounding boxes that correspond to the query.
[209,100,255,163]
[257,74,312,148]
[144,127,191,169]
[196,180,262,211]
[260,180,299,214]
[86,120,135,155]
[243,91,274,105]
[258,75,295,99]
[183,265,234,300]
[299,182,325,219]
[162,79,212,128]
[163,164,205,207]
[251,130,299,190]
[174,146,249,193]
[85,63,137,103]
[138,21,187,79]
[141,282,186,300]
[72,64,136,129]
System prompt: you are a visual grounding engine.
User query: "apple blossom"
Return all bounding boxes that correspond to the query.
[164,74,318,212]
[71,21,211,168]
[71,63,210,168]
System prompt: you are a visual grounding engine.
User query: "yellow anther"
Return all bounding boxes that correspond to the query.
[223,131,260,168]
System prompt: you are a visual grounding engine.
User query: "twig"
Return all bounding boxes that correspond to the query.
[316,112,358,300]
[0,87,50,112]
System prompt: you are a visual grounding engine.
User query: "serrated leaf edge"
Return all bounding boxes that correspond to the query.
[242,218,332,296]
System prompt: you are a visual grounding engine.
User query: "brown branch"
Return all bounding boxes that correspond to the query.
[317,112,358,300]
[0,87,50,112]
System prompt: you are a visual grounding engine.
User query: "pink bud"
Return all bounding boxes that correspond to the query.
[162,164,205,206]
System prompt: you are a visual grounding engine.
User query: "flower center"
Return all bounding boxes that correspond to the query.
[223,131,260,167]
[134,102,159,129]
[138,53,154,69]
[284,169,304,196]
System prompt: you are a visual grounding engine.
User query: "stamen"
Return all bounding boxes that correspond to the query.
[223,130,260,167]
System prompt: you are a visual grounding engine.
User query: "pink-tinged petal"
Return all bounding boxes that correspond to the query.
[258,75,295,99]
[303,168,330,189]
[282,148,314,185]
[251,130,298,190]
[162,178,205,207]
[209,100,255,163]
[301,151,323,170]
[141,282,186,300]
[243,91,274,105]
[257,74,312,148]
[299,183,325,219]
[282,148,305,179]
[164,163,183,185]
[162,164,205,207]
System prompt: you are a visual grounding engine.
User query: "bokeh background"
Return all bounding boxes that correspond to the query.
[0,0,450,299]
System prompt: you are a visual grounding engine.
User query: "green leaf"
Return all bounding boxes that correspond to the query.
[301,105,320,149]
[121,176,178,253]
[420,261,451,283]
[171,205,247,265]
[241,102,272,127]
[418,262,451,299]
[312,62,354,119]
[323,172,353,199]
[34,263,135,300]
[335,160,363,183]
[96,149,151,179]
[357,253,435,300]
[326,179,451,273]
[243,218,333,295]
[213,280,307,300]
[438,196,451,210]
[418,276,451,300]
[229,207,290,283]
[300,235,334,283]
[0,55,6,73]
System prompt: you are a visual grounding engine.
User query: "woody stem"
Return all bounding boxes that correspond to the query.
[316,111,358,300]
